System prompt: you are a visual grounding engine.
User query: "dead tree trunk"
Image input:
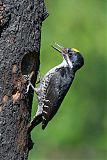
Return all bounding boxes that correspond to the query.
[0,0,48,159]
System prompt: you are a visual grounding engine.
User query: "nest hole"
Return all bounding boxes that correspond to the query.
[21,52,38,76]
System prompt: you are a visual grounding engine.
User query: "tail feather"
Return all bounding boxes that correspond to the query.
[27,114,42,133]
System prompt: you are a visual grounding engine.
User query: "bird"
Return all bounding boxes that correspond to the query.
[27,43,84,132]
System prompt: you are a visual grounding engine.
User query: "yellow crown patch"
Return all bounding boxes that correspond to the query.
[72,48,79,52]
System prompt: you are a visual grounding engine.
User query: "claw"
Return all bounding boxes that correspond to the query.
[27,81,38,94]
[26,83,30,93]
[24,71,34,93]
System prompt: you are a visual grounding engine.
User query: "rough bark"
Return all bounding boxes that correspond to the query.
[0,0,48,159]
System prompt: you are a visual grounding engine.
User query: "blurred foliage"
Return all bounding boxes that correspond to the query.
[29,0,106,159]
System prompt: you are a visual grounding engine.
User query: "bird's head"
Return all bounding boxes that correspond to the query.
[52,43,84,72]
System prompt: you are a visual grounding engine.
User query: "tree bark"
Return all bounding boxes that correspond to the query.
[0,0,48,159]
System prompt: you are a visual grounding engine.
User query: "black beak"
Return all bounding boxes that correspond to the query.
[52,43,73,68]
[51,43,68,55]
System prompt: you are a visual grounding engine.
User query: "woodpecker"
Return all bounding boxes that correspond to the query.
[28,43,84,132]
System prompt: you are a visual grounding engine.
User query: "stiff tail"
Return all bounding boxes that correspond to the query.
[27,114,42,133]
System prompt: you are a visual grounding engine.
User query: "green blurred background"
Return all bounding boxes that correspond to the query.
[29,0,106,159]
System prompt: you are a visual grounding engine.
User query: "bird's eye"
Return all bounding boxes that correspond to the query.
[72,61,74,64]
[67,48,71,53]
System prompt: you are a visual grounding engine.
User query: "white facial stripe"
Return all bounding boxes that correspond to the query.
[64,54,73,68]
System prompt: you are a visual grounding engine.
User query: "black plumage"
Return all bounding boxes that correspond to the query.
[42,67,74,129]
[28,44,84,132]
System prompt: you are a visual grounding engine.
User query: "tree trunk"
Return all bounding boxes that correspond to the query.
[0,0,48,159]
